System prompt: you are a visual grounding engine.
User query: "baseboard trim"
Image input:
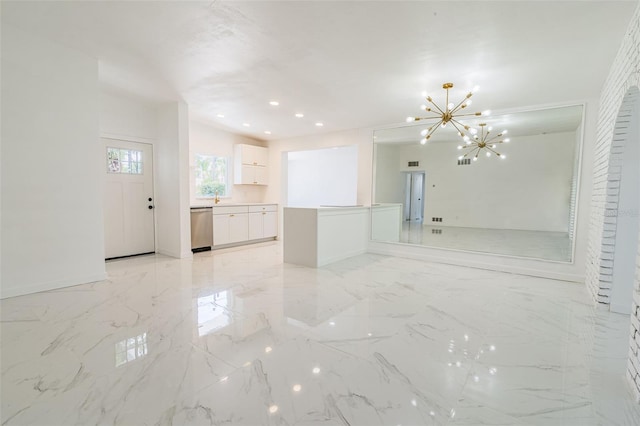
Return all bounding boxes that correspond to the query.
[0,272,108,299]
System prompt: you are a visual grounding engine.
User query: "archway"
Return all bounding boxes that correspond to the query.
[607,87,640,314]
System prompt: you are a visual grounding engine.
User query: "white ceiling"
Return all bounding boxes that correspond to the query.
[2,1,636,141]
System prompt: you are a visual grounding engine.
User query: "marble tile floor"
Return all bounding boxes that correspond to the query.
[1,242,639,425]
[400,224,572,262]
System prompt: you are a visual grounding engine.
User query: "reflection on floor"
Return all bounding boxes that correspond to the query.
[2,242,638,425]
[401,222,572,262]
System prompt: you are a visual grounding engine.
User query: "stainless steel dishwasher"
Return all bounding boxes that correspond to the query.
[190,207,213,252]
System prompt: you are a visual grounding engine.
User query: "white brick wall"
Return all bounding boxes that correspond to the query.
[585,3,640,401]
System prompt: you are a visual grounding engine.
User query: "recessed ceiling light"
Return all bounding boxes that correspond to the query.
[269,101,279,106]
[264,130,272,135]
[295,113,304,118]
[315,122,324,127]
[216,114,225,118]
[242,123,250,127]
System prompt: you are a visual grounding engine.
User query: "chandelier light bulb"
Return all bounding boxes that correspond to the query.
[492,144,496,148]
[457,145,462,150]
[501,154,506,159]
[458,155,464,160]
[420,129,428,136]
[504,138,510,142]
[502,129,508,134]
[420,138,427,145]
[421,104,428,111]
[406,116,415,122]
[463,136,470,142]
[441,122,447,128]
[482,110,491,116]
[473,157,478,161]
[448,102,455,110]
[465,99,472,106]
[470,128,478,135]
[486,152,491,157]
[488,126,493,131]
[421,90,428,97]
[472,85,480,93]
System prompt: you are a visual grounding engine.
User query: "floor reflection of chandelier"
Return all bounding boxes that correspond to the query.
[457,123,509,161]
[406,82,490,144]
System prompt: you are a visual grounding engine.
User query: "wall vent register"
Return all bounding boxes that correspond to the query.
[457,158,471,166]
[408,161,420,167]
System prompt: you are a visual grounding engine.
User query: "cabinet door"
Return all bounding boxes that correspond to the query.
[213,215,230,246]
[229,213,249,243]
[253,146,268,166]
[248,212,263,240]
[263,211,278,238]
[254,165,268,185]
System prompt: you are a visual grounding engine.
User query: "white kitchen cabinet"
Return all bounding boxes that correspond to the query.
[236,164,268,185]
[234,144,268,185]
[248,205,278,240]
[212,206,249,246]
[235,144,268,166]
[211,204,277,248]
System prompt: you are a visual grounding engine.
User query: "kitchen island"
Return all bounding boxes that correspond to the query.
[283,206,370,267]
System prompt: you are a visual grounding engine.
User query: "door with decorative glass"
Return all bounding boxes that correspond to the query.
[103,139,155,259]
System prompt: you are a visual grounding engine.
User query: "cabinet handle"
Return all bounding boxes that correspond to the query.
[262,212,266,215]
[229,214,235,217]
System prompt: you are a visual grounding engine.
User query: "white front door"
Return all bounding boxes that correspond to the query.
[103,139,155,259]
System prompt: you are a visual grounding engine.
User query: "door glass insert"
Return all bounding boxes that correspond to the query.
[107,147,143,175]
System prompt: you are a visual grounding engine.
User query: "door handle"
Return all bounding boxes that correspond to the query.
[148,205,154,210]
[148,197,153,202]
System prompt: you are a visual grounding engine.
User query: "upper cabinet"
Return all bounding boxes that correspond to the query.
[234,144,268,185]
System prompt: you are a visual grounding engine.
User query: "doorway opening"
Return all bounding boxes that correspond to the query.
[402,171,425,222]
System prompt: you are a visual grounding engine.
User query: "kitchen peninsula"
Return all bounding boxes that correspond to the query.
[283,204,402,267]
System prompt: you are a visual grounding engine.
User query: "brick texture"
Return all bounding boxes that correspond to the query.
[585,4,640,401]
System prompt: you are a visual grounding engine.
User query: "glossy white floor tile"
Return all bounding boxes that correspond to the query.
[1,242,638,425]
[400,224,572,262]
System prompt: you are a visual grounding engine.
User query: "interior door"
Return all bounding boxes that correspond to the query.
[410,172,424,222]
[103,139,155,259]
[402,172,425,222]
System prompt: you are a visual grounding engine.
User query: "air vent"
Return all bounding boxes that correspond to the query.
[431,229,442,234]
[431,217,442,222]
[457,159,471,166]
[408,161,419,167]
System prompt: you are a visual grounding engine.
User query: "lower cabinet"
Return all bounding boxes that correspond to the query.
[213,213,249,246]
[212,204,277,248]
[249,211,278,240]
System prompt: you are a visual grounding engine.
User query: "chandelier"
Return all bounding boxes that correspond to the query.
[457,123,509,161]
[406,82,489,144]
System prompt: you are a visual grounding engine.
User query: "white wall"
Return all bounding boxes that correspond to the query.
[375,131,577,232]
[156,102,192,258]
[189,121,267,206]
[287,146,358,207]
[100,89,158,142]
[1,26,106,298]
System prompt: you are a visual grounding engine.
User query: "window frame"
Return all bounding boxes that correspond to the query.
[194,153,231,199]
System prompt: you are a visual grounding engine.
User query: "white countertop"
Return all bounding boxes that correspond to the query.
[191,203,277,209]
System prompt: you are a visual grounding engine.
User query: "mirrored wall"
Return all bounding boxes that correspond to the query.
[371,104,584,262]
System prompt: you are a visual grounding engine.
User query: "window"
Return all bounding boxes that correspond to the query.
[195,154,229,197]
[107,147,143,174]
